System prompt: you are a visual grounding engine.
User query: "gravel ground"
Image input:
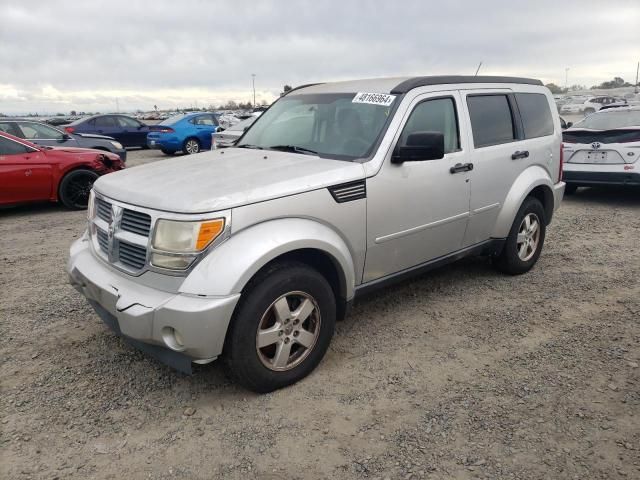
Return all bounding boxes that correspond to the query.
[1,149,639,479]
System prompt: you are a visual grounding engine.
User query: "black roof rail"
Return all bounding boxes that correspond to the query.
[391,76,543,94]
[283,83,325,96]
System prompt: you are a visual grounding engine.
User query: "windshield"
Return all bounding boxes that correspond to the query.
[573,110,640,130]
[236,93,396,160]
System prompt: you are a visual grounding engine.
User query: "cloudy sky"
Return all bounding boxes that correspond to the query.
[1,0,638,114]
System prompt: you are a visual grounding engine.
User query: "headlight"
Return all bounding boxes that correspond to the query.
[151,218,225,270]
[110,141,123,149]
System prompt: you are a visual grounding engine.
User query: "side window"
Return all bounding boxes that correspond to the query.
[94,116,116,128]
[0,136,31,155]
[194,115,215,126]
[515,93,554,139]
[18,122,63,140]
[399,97,460,154]
[117,116,141,128]
[467,94,515,148]
[0,122,22,137]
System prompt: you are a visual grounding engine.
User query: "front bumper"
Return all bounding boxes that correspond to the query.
[67,235,240,373]
[563,164,640,186]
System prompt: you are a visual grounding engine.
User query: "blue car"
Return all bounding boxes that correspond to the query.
[65,114,151,148]
[147,112,220,155]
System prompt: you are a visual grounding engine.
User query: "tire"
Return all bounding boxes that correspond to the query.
[223,261,336,393]
[183,138,200,155]
[493,196,546,275]
[160,149,175,155]
[564,184,578,195]
[58,169,99,210]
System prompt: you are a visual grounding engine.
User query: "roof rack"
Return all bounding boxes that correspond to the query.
[391,76,543,94]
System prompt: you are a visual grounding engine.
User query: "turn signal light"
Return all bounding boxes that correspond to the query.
[196,219,225,250]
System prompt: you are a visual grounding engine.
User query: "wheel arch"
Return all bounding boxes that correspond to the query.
[55,165,99,202]
[492,166,555,238]
[180,218,356,307]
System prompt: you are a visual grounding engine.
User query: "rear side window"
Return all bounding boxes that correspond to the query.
[467,95,515,148]
[94,116,116,128]
[516,93,554,138]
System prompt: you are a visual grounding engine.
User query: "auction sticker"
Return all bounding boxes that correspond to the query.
[352,92,396,106]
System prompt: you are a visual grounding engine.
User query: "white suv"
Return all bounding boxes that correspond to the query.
[563,106,640,193]
[68,76,565,392]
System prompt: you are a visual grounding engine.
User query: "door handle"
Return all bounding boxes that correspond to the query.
[511,150,529,160]
[25,169,32,176]
[449,162,474,174]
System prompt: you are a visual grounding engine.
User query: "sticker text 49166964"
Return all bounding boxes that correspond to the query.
[352,92,396,107]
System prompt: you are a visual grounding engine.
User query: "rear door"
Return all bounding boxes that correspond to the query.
[0,136,52,204]
[192,114,218,149]
[93,116,121,142]
[460,89,556,246]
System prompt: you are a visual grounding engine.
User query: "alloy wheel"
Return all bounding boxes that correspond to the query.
[255,291,321,371]
[516,213,540,261]
[185,139,199,154]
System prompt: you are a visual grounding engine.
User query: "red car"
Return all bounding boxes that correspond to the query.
[0,131,124,209]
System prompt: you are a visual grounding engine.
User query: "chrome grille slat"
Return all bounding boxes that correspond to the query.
[96,229,109,253]
[121,209,152,237]
[118,242,147,270]
[96,198,112,222]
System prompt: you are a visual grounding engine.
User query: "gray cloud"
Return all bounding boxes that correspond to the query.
[1,0,638,113]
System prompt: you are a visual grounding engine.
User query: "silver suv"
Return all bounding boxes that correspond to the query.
[68,76,565,392]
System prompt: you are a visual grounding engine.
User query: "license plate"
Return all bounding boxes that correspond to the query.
[586,151,607,163]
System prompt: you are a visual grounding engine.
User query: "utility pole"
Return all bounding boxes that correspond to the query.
[474,61,482,76]
[635,61,639,94]
[251,74,256,108]
[565,67,569,91]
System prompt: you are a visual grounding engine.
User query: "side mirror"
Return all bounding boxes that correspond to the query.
[566,122,573,128]
[217,127,225,132]
[392,131,445,163]
[61,133,72,141]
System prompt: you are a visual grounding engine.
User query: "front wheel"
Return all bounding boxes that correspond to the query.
[58,169,99,209]
[183,138,200,155]
[493,197,546,275]
[223,261,336,393]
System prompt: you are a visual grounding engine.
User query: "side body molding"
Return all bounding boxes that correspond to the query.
[179,218,356,300]
[492,165,555,238]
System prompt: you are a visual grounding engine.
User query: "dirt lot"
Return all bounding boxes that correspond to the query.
[1,149,639,480]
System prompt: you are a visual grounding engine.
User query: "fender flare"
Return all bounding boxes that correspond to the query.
[179,218,356,300]
[492,165,554,238]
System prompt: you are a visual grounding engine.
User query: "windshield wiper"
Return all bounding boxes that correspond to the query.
[236,144,264,150]
[268,145,318,156]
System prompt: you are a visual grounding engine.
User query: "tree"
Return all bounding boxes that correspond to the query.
[545,83,566,94]
[590,77,632,89]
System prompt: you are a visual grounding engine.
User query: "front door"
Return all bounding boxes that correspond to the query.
[0,136,51,205]
[363,91,471,283]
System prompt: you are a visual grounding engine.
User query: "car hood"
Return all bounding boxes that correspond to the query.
[94,148,366,213]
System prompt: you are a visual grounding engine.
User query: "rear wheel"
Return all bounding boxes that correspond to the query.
[223,261,336,393]
[183,138,200,155]
[493,196,546,275]
[58,169,99,209]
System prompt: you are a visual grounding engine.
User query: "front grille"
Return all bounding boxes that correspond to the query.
[96,198,112,222]
[96,228,109,253]
[121,209,152,237]
[118,242,147,270]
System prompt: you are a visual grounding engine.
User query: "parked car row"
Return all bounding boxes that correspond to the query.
[0,131,124,209]
[0,118,127,160]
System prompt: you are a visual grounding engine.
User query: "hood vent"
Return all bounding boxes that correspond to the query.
[328,181,366,203]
